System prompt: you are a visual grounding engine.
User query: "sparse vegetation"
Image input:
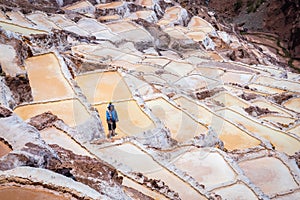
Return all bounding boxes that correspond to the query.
[276,38,300,73]
[234,0,243,13]
[247,0,265,13]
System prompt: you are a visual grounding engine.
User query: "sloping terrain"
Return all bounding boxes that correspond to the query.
[176,0,300,71]
[0,0,299,199]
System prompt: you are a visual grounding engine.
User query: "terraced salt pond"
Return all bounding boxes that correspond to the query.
[210,92,249,108]
[164,61,194,77]
[173,148,236,189]
[14,99,90,127]
[25,53,74,101]
[95,101,155,137]
[122,177,169,200]
[5,11,33,27]
[146,98,208,142]
[96,1,124,9]
[105,21,153,43]
[274,191,300,200]
[288,125,300,137]
[188,16,214,33]
[72,45,142,63]
[1,1,300,199]
[248,84,286,95]
[76,71,132,104]
[76,18,108,33]
[186,31,206,42]
[0,21,46,36]
[174,97,260,150]
[63,0,94,12]
[283,97,300,113]
[213,183,258,200]
[251,99,293,117]
[130,10,157,21]
[255,76,300,93]
[135,0,155,7]
[76,71,156,137]
[174,75,218,91]
[221,71,253,85]
[259,115,296,126]
[239,157,298,196]
[0,186,70,200]
[142,57,171,67]
[164,27,190,41]
[26,13,60,31]
[158,6,183,26]
[40,127,93,157]
[192,67,224,79]
[98,143,206,200]
[216,108,300,155]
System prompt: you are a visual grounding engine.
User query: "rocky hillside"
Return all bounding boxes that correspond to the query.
[177,0,300,70]
[0,0,300,200]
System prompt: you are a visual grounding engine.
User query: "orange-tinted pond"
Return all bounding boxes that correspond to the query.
[239,157,298,196]
[95,100,155,137]
[76,71,132,104]
[146,98,208,142]
[0,141,11,157]
[14,99,90,127]
[25,53,74,101]
[0,186,70,200]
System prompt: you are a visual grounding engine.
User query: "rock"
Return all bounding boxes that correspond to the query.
[270,93,294,105]
[4,75,33,106]
[48,144,126,194]
[0,106,12,118]
[244,106,277,117]
[196,88,224,100]
[239,93,259,101]
[28,112,60,131]
[0,113,59,170]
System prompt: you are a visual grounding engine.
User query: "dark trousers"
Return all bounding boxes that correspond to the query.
[107,120,116,130]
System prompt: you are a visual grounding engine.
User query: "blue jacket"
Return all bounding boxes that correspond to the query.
[106,109,118,122]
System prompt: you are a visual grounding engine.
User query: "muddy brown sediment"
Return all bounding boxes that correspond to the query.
[124,186,154,200]
[0,28,33,68]
[0,0,59,13]
[244,106,277,117]
[28,112,60,131]
[0,106,12,118]
[239,92,259,101]
[196,88,224,100]
[48,144,123,192]
[0,143,57,171]
[270,93,294,105]
[131,172,180,200]
[4,75,33,106]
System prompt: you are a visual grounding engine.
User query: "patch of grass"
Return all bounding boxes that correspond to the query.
[277,39,290,57]
[247,0,265,13]
[276,38,300,73]
[288,59,300,73]
[234,0,243,13]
